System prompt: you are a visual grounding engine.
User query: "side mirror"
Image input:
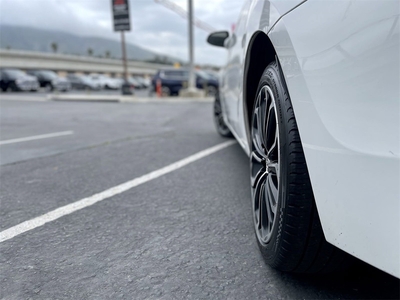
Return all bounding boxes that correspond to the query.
[207,31,230,48]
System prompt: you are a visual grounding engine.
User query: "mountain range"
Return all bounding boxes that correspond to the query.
[0,25,180,64]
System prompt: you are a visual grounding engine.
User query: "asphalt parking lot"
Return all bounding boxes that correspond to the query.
[0,94,399,299]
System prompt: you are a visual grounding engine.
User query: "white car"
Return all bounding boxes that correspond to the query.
[208,0,399,278]
[90,74,120,90]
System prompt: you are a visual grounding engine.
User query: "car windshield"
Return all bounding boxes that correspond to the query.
[128,77,139,84]
[40,71,58,79]
[4,69,26,79]
[81,76,93,84]
[134,77,144,83]
[196,70,212,80]
[162,70,189,80]
[206,71,219,80]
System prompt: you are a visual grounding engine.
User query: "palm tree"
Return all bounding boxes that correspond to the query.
[51,42,58,53]
[87,48,93,56]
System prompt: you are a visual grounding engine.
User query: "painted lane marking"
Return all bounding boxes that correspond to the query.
[0,131,74,146]
[0,140,236,243]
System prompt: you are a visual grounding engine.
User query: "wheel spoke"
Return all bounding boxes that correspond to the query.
[267,126,278,160]
[259,183,268,235]
[252,94,268,158]
[265,102,277,152]
[250,151,265,188]
[252,107,265,157]
[257,91,267,146]
[266,175,278,214]
[267,162,279,177]
[253,171,267,228]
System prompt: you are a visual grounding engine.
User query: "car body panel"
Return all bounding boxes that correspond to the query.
[151,69,219,95]
[218,0,399,278]
[28,70,71,91]
[67,74,100,90]
[220,0,305,150]
[0,69,39,91]
[90,74,120,90]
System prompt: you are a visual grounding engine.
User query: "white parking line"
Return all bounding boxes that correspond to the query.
[0,140,236,243]
[0,131,74,146]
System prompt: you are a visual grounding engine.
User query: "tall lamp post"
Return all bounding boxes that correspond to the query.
[187,0,195,91]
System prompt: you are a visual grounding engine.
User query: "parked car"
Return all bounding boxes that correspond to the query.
[67,74,101,90]
[27,70,70,92]
[127,77,142,89]
[204,70,219,82]
[133,76,149,89]
[141,77,151,88]
[89,74,120,90]
[151,69,219,96]
[0,69,39,92]
[207,0,399,278]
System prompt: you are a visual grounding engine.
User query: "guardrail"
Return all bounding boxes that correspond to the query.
[0,49,171,75]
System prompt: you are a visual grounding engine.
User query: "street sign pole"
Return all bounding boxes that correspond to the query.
[121,31,128,82]
[112,0,132,94]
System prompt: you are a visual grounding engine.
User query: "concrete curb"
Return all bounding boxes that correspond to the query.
[49,94,120,102]
[49,94,214,103]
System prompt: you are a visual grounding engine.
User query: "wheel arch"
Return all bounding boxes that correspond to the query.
[243,31,277,147]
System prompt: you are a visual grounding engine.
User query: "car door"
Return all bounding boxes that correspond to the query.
[221,0,251,132]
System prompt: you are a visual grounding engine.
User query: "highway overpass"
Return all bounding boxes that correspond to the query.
[0,49,171,76]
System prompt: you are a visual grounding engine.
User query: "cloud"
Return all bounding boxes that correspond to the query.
[0,0,244,66]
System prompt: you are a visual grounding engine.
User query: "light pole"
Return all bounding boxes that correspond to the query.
[121,31,128,83]
[187,0,195,90]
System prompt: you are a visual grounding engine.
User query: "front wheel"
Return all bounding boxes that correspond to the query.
[213,96,233,138]
[44,83,53,92]
[250,62,349,273]
[161,86,171,97]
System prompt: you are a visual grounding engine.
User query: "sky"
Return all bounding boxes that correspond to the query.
[0,0,245,66]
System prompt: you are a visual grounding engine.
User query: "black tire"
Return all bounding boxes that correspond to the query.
[213,96,233,138]
[250,61,349,273]
[45,83,53,92]
[161,86,171,96]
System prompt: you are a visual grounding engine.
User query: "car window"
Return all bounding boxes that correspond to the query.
[162,70,189,80]
[3,69,26,79]
[196,70,212,80]
[40,71,58,79]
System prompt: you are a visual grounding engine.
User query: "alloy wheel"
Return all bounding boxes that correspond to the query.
[250,85,280,245]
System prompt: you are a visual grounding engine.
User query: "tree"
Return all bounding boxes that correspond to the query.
[87,48,93,56]
[105,51,111,58]
[51,42,58,53]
